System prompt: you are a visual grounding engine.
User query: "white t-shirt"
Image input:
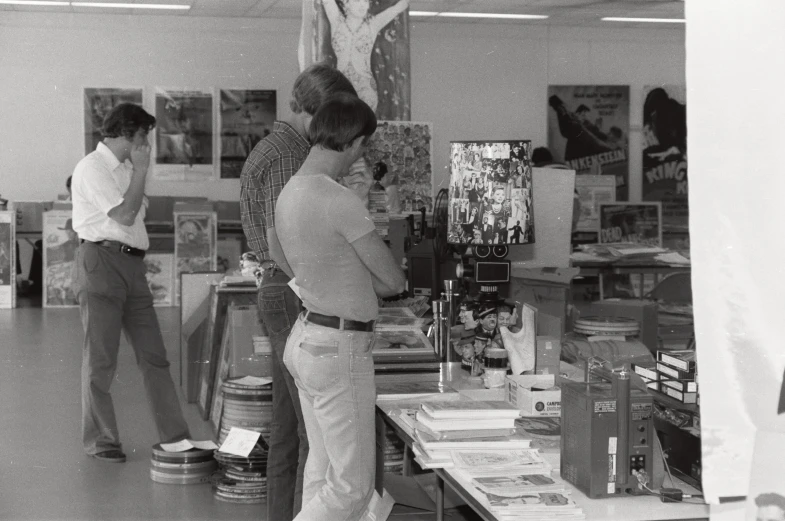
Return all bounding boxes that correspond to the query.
[276,174,378,322]
[72,142,149,250]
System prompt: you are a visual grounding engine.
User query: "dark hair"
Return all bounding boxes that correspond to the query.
[102,103,155,139]
[290,63,358,116]
[531,147,554,166]
[756,493,785,510]
[103,103,155,139]
[310,93,377,152]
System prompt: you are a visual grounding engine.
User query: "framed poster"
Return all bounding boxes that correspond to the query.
[642,85,688,249]
[0,211,15,308]
[83,87,143,155]
[598,202,662,247]
[547,85,630,200]
[362,121,433,213]
[574,175,616,232]
[42,211,79,307]
[218,89,276,179]
[154,87,214,182]
[143,253,174,307]
[447,140,534,245]
[173,208,217,306]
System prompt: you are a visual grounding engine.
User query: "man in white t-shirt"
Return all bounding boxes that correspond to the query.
[71,103,190,463]
[275,93,405,521]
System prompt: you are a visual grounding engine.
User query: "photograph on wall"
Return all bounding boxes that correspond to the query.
[219,89,276,179]
[174,212,217,306]
[547,85,630,200]
[300,0,411,121]
[642,85,688,250]
[446,140,534,246]
[574,175,616,232]
[598,202,662,247]
[143,253,174,307]
[42,211,79,307]
[154,88,214,182]
[363,121,433,213]
[83,87,143,155]
[0,212,15,308]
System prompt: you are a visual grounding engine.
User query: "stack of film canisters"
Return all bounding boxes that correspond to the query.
[573,316,641,337]
[220,379,273,445]
[213,443,268,504]
[150,444,217,485]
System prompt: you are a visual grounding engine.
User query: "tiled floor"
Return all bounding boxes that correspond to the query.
[0,306,479,521]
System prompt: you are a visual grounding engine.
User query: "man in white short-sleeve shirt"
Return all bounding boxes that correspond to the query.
[274,93,405,521]
[71,103,190,463]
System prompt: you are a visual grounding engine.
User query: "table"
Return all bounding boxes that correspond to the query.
[375,363,709,521]
[573,260,690,300]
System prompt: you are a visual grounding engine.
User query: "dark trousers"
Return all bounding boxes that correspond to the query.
[73,242,190,455]
[258,269,307,521]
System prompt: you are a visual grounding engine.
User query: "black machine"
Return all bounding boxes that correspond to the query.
[561,360,655,499]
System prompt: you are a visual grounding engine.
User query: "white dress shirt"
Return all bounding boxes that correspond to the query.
[71,142,149,250]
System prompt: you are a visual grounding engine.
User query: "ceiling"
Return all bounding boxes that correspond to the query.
[0,0,685,25]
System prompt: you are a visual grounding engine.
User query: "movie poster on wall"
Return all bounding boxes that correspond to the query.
[299,0,411,121]
[83,88,143,155]
[0,212,15,308]
[173,211,217,306]
[42,211,79,307]
[447,141,535,246]
[154,88,214,182]
[143,253,174,307]
[574,175,616,233]
[363,121,433,212]
[547,85,630,200]
[219,89,276,179]
[642,85,688,250]
[598,202,662,247]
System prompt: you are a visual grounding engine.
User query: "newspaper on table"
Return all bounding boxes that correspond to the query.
[471,473,565,497]
[481,490,579,513]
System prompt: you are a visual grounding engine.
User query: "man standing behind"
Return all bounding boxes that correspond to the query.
[240,64,357,521]
[71,103,190,463]
[276,93,405,521]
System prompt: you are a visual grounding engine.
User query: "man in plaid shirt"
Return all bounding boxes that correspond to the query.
[240,64,357,521]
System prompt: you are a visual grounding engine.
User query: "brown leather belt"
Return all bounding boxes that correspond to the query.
[304,311,375,332]
[81,239,146,259]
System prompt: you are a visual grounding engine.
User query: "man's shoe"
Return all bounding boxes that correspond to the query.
[89,450,127,463]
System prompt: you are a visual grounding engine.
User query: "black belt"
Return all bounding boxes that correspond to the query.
[81,239,146,259]
[304,311,374,332]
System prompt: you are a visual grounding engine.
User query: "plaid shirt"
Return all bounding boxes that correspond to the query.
[240,121,309,260]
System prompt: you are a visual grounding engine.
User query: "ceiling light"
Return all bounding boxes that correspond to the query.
[0,0,69,5]
[409,11,438,16]
[70,2,190,9]
[602,17,685,23]
[438,12,548,20]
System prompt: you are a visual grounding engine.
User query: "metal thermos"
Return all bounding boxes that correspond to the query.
[443,279,460,327]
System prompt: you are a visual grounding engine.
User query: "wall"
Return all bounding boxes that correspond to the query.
[0,12,684,203]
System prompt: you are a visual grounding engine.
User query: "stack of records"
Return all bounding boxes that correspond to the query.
[149,444,217,485]
[368,188,389,238]
[213,443,268,504]
[573,316,640,337]
[252,335,271,354]
[220,379,273,445]
[382,428,405,475]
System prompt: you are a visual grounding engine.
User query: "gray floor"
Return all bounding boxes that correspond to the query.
[0,306,478,521]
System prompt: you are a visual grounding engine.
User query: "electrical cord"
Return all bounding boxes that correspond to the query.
[632,469,706,505]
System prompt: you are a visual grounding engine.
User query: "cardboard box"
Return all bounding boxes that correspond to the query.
[574,299,658,353]
[506,374,561,417]
[534,335,561,376]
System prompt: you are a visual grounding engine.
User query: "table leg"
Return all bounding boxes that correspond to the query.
[436,475,445,521]
[599,274,605,300]
[375,413,386,495]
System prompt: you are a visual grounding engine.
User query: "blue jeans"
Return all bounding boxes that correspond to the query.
[258,269,307,521]
[284,315,377,521]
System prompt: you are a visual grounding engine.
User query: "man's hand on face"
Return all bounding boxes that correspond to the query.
[130,143,151,173]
